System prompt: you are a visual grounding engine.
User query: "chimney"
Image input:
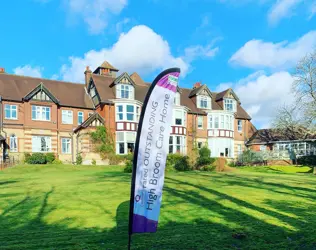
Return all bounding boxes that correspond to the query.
[193,82,201,89]
[84,66,92,89]
[0,68,5,74]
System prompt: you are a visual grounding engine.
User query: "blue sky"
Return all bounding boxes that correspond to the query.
[0,0,315,128]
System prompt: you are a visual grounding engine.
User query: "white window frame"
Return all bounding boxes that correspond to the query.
[61,138,72,154]
[214,116,219,129]
[208,115,213,129]
[198,116,203,129]
[116,104,139,122]
[237,120,242,132]
[169,135,186,154]
[32,136,51,152]
[10,134,18,152]
[126,105,135,121]
[198,95,211,109]
[174,92,181,105]
[62,110,73,124]
[78,111,84,125]
[116,84,134,99]
[32,106,51,121]
[224,98,236,112]
[116,131,136,155]
[4,104,18,120]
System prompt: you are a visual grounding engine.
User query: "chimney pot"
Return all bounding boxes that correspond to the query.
[193,82,201,89]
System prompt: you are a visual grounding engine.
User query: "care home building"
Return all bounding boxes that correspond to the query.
[0,61,256,164]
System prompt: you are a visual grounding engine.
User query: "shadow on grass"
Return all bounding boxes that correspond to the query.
[0,180,18,186]
[1,178,316,249]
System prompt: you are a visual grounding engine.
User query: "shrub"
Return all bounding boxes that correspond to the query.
[124,159,133,173]
[52,159,63,164]
[297,155,316,166]
[174,156,192,171]
[24,153,31,163]
[76,154,83,165]
[196,146,214,168]
[166,154,183,171]
[92,159,96,165]
[108,154,127,165]
[228,161,235,167]
[45,153,55,164]
[200,165,216,172]
[27,153,47,164]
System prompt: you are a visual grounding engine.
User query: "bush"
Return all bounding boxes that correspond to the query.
[174,156,192,171]
[166,154,183,171]
[24,153,31,163]
[196,146,214,168]
[27,153,47,164]
[228,161,235,167]
[76,154,83,165]
[52,159,63,164]
[45,153,55,164]
[200,165,216,172]
[297,155,316,166]
[124,159,133,173]
[92,159,96,165]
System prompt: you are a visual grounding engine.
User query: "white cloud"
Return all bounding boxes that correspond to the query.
[64,0,127,34]
[13,65,43,78]
[60,25,219,83]
[220,71,294,128]
[309,1,316,19]
[229,30,316,70]
[116,17,130,33]
[268,0,303,25]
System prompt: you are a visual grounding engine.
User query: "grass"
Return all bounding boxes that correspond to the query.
[238,165,313,174]
[0,164,315,249]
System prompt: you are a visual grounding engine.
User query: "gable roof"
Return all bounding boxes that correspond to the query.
[216,88,240,103]
[130,72,146,86]
[188,84,212,98]
[111,72,136,87]
[0,73,94,109]
[100,61,119,71]
[74,112,105,133]
[23,82,60,104]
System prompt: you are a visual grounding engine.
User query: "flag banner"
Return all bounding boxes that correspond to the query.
[129,68,180,234]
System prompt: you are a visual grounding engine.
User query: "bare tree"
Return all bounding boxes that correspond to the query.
[273,50,316,135]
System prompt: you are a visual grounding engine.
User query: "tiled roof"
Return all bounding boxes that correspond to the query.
[247,128,316,144]
[0,73,94,109]
[100,61,119,71]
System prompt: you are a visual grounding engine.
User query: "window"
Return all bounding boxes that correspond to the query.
[32,136,51,152]
[62,138,71,154]
[62,110,73,124]
[198,116,203,129]
[208,115,213,128]
[5,104,18,119]
[198,96,210,109]
[89,84,100,106]
[78,112,84,125]
[116,131,136,154]
[126,105,134,121]
[224,99,236,111]
[32,106,50,121]
[175,110,183,125]
[116,84,134,99]
[174,92,180,105]
[214,116,219,128]
[198,142,203,149]
[116,104,139,122]
[226,115,229,129]
[237,144,242,155]
[229,116,233,130]
[238,120,242,132]
[260,145,266,151]
[10,134,18,152]
[169,135,186,154]
[220,115,224,129]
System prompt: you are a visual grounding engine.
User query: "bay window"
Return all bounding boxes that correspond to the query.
[32,136,51,152]
[208,115,213,128]
[61,138,71,154]
[169,135,186,154]
[62,110,73,124]
[220,115,224,128]
[116,104,140,122]
[214,116,219,128]
[32,106,50,121]
[116,84,134,99]
[126,105,134,121]
[173,109,186,126]
[5,104,17,119]
[116,131,136,154]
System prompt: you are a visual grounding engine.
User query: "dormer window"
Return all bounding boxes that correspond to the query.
[174,92,180,105]
[197,95,211,109]
[224,98,236,112]
[116,84,134,99]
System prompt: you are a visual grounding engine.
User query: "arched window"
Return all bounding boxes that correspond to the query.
[10,134,18,152]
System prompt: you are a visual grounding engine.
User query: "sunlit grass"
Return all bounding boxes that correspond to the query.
[0,164,315,249]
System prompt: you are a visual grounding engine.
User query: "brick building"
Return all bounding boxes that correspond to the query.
[0,61,256,164]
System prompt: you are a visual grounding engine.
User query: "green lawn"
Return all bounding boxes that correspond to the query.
[0,165,315,250]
